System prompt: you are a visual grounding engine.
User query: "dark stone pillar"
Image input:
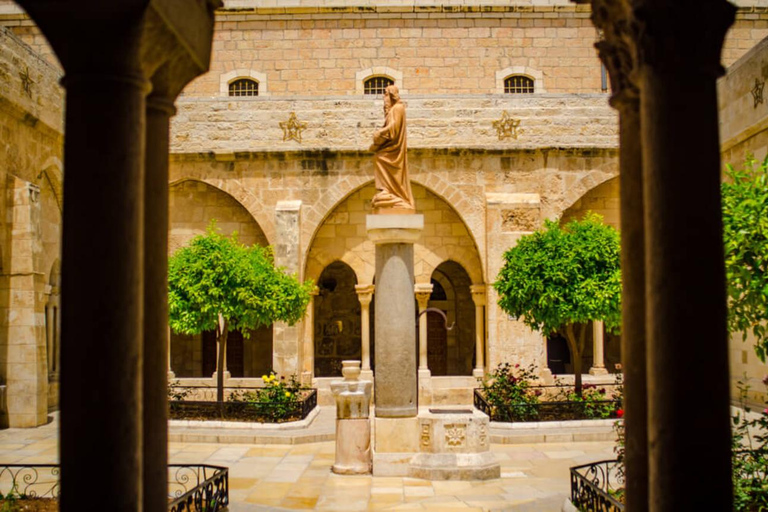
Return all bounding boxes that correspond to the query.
[61,57,149,512]
[592,2,648,509]
[635,1,735,509]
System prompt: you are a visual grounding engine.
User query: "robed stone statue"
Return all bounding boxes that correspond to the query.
[369,85,415,213]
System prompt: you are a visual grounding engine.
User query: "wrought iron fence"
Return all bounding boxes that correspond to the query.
[170,388,317,423]
[0,464,228,511]
[473,387,621,422]
[0,464,60,499]
[570,460,624,511]
[168,464,229,512]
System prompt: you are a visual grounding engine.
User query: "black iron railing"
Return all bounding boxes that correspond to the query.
[474,388,621,422]
[170,388,317,423]
[0,464,229,512]
[168,464,229,512]
[0,464,60,499]
[570,460,624,512]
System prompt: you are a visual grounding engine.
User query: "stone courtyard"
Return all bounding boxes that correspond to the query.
[0,409,615,511]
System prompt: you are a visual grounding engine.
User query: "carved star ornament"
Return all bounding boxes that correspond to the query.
[493,111,522,141]
[280,112,307,143]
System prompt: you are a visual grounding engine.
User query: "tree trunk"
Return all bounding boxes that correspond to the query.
[565,323,587,396]
[216,317,229,407]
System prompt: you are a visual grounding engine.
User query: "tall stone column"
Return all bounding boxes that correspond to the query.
[634,1,735,509]
[469,284,486,378]
[591,2,648,508]
[302,286,319,385]
[414,283,433,406]
[367,214,423,476]
[273,200,303,376]
[167,326,175,380]
[588,320,608,376]
[355,284,375,380]
[15,3,221,510]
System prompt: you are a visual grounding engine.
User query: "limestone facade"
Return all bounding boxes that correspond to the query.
[2,1,768,418]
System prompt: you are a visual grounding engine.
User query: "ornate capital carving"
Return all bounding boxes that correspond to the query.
[414,283,433,309]
[632,0,735,78]
[355,284,375,306]
[591,0,639,111]
[470,284,487,306]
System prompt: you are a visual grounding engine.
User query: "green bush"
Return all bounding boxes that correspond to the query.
[480,363,541,422]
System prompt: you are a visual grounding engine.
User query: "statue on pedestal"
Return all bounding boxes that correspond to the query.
[370,85,415,213]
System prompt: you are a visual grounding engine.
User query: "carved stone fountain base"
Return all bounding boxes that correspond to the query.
[408,408,500,480]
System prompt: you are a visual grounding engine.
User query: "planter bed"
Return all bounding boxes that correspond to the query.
[169,388,317,423]
[474,386,622,423]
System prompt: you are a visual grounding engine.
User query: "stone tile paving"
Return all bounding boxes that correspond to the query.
[0,414,615,511]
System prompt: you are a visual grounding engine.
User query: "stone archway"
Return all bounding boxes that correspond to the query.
[428,261,475,376]
[560,176,620,229]
[314,261,361,377]
[168,179,273,379]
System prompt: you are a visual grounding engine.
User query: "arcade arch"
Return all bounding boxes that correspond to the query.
[168,179,273,378]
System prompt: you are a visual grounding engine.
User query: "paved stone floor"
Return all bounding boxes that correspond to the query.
[0,414,615,511]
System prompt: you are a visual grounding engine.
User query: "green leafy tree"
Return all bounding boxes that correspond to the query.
[493,213,621,394]
[722,156,768,361]
[168,221,313,404]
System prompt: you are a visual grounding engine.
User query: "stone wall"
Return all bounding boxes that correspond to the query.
[0,27,63,426]
[560,175,619,229]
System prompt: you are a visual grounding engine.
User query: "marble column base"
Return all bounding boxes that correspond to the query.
[589,366,609,376]
[418,368,432,406]
[372,417,419,476]
[471,368,484,379]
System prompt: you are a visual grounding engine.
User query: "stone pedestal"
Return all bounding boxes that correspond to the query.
[331,361,372,475]
[410,408,500,480]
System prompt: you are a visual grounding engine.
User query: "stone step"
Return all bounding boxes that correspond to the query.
[430,387,474,406]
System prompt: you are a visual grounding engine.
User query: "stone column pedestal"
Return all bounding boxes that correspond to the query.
[331,361,373,475]
[367,214,423,476]
[589,320,608,376]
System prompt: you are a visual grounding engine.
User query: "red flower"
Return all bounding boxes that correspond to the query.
[616,409,624,418]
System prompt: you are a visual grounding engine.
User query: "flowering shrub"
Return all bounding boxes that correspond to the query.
[231,372,306,422]
[559,384,619,419]
[481,363,541,422]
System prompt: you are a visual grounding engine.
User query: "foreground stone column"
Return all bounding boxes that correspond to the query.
[302,287,319,385]
[635,2,735,509]
[367,214,423,476]
[355,284,375,379]
[414,283,433,406]
[591,1,649,508]
[469,285,486,378]
[331,361,372,474]
[274,200,303,376]
[588,320,608,376]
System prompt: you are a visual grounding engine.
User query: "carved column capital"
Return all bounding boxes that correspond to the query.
[470,284,487,306]
[355,284,375,306]
[591,0,640,112]
[632,0,735,78]
[414,283,433,310]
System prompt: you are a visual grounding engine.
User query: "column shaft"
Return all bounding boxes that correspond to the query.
[617,103,648,512]
[641,63,732,510]
[60,72,147,512]
[469,285,486,377]
[589,320,607,375]
[361,301,372,371]
[143,95,175,512]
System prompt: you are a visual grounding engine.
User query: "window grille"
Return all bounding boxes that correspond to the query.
[228,78,259,97]
[504,75,534,94]
[364,76,394,95]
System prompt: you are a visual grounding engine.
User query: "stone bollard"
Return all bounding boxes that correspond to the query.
[331,360,373,474]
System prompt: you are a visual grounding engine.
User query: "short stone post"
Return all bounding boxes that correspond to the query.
[469,284,486,378]
[331,360,373,475]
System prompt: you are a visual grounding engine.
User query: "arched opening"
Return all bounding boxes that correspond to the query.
[427,261,475,376]
[314,261,361,377]
[169,179,272,378]
[553,176,622,376]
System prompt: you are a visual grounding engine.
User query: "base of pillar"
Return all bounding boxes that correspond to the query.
[374,417,419,453]
[211,371,231,381]
[300,371,313,386]
[588,366,609,376]
[539,367,554,385]
[360,369,374,381]
[472,368,484,379]
[418,368,432,406]
[372,452,414,476]
[167,371,176,380]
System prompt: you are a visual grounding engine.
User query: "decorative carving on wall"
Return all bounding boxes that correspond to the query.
[19,67,34,98]
[753,78,765,108]
[493,111,522,140]
[445,424,466,447]
[280,112,307,143]
[479,423,488,447]
[421,423,431,447]
[28,183,40,203]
